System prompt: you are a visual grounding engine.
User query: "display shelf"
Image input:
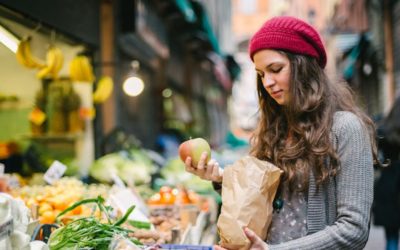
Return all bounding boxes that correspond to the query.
[21,133,83,143]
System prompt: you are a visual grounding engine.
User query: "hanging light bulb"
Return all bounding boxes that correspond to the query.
[123,76,144,96]
[123,60,145,97]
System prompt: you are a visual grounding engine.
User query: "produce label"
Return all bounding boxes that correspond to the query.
[44,160,67,184]
[0,163,4,176]
[0,219,13,240]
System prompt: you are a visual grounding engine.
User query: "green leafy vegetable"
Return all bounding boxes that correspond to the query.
[48,196,141,250]
[128,220,152,229]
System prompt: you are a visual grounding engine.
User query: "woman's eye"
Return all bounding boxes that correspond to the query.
[271,68,282,73]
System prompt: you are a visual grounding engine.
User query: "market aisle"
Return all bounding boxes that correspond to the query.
[364,224,385,250]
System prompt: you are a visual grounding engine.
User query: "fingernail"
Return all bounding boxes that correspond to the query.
[243,227,251,234]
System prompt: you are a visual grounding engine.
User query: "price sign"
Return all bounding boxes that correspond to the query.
[0,219,13,240]
[108,188,150,222]
[110,172,126,189]
[44,161,67,184]
[0,163,4,176]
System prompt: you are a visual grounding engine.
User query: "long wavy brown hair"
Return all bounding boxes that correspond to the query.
[250,51,379,191]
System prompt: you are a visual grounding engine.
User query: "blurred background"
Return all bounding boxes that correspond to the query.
[0,0,398,248]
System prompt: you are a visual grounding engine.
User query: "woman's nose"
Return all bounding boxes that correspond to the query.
[263,75,275,87]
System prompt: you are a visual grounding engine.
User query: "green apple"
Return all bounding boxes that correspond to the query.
[179,138,211,167]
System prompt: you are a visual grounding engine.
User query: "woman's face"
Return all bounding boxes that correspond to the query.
[253,49,291,105]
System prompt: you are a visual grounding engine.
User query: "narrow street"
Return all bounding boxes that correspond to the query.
[365,225,386,250]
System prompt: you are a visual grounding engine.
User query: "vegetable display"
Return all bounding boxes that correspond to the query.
[48,196,141,250]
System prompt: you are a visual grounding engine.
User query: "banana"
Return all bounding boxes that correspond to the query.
[69,55,95,82]
[50,47,64,78]
[69,56,84,81]
[93,76,113,104]
[16,37,45,69]
[79,56,95,82]
[36,46,64,79]
[16,40,30,67]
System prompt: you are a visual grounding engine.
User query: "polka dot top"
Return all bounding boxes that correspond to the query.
[266,184,308,244]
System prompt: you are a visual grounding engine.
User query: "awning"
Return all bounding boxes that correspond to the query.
[190,1,220,54]
[207,52,232,91]
[341,33,370,80]
[174,0,197,23]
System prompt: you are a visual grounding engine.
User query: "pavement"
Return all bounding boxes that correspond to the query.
[365,224,386,250]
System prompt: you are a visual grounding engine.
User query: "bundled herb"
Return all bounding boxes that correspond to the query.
[48,196,142,250]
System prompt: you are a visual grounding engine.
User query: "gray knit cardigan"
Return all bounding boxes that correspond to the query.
[213,111,374,249]
[269,111,374,250]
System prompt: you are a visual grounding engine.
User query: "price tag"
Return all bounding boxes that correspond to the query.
[110,172,126,189]
[0,219,13,240]
[44,161,67,184]
[0,163,5,176]
[108,188,150,222]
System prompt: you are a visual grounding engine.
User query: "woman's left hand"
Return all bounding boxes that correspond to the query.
[214,227,269,250]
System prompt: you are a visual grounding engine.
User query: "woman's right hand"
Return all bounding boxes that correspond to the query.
[184,151,223,183]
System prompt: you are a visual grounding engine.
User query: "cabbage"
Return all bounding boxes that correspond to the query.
[90,150,156,185]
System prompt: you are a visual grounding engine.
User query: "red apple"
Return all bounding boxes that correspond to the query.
[179,138,211,167]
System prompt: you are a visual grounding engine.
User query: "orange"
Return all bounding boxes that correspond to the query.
[40,210,56,224]
[38,202,53,215]
[51,198,69,211]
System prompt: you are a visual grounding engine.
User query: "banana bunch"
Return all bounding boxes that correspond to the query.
[36,46,64,79]
[69,55,95,83]
[16,37,45,69]
[93,76,113,104]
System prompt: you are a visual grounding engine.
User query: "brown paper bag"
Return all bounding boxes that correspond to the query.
[217,156,282,250]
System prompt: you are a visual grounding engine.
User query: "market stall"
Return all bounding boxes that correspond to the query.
[1,172,219,249]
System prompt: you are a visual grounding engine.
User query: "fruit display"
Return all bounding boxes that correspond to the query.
[15,36,45,69]
[147,186,199,206]
[144,186,215,245]
[69,55,96,83]
[7,174,217,248]
[11,177,109,224]
[179,138,211,166]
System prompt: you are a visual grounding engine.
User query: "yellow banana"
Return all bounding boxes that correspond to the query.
[93,76,113,104]
[22,38,45,68]
[16,40,29,67]
[69,57,81,81]
[79,56,95,82]
[69,55,95,82]
[36,46,64,79]
[16,38,44,69]
[36,65,53,79]
[50,47,64,78]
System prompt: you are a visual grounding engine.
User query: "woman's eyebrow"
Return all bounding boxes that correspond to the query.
[255,62,284,71]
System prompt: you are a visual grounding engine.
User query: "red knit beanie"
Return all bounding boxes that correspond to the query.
[249,16,327,68]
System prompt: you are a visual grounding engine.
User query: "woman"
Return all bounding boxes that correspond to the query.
[184,16,378,249]
[373,96,400,250]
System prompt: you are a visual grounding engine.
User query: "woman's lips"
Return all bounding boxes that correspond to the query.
[270,90,283,98]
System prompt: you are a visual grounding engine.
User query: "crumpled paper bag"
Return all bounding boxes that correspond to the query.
[217,156,282,250]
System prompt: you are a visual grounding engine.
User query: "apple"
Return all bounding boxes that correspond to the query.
[179,138,211,167]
